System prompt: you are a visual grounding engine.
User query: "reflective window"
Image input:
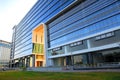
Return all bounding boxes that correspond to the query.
[14,0,75,58]
[48,0,120,47]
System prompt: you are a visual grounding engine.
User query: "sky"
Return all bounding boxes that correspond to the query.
[0,0,37,42]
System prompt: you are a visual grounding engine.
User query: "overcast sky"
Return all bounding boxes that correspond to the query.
[0,0,37,42]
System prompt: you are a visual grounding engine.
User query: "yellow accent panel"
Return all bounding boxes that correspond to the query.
[36,55,44,61]
[32,24,44,44]
[32,24,45,67]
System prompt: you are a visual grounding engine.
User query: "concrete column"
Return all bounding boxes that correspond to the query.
[25,57,27,67]
[22,58,25,67]
[13,60,15,68]
[26,57,28,67]
[26,57,29,67]
[18,59,21,67]
[49,59,54,67]
[25,57,30,67]
[44,24,53,67]
[19,58,23,67]
[20,58,23,67]
[26,57,30,67]
[87,40,91,49]
[32,55,35,67]
[64,46,68,54]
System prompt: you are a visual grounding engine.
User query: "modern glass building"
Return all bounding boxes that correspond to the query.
[12,0,120,68]
[12,0,75,67]
[0,40,11,67]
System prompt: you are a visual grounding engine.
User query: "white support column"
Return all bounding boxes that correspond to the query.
[32,55,35,67]
[43,24,53,67]
[87,40,91,49]
[25,57,27,67]
[64,46,68,54]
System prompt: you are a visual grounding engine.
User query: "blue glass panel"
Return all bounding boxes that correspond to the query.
[50,14,120,47]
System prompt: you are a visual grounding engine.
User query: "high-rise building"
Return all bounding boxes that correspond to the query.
[12,0,120,68]
[12,0,75,67]
[0,40,11,67]
[10,26,16,67]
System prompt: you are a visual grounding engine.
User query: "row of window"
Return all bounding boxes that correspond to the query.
[49,29,119,56]
[15,44,32,55]
[14,0,75,58]
[48,0,97,33]
[50,14,120,47]
[15,41,32,52]
[15,32,32,47]
[49,1,120,41]
[14,49,32,59]
[47,0,120,47]
[15,38,32,52]
[16,0,74,40]
[16,0,50,36]
[15,0,50,39]
[16,0,44,32]
[48,0,87,28]
[15,0,75,52]
[48,0,117,31]
[0,43,11,48]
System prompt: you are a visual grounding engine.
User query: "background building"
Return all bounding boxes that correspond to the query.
[10,26,16,68]
[0,40,11,68]
[12,0,120,69]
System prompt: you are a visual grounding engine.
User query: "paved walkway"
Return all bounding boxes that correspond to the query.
[27,67,120,72]
[31,69,120,72]
[59,69,120,72]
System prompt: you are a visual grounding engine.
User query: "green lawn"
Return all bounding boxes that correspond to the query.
[0,71,120,80]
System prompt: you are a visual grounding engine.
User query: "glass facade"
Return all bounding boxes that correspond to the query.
[47,0,120,67]
[13,0,75,59]
[47,0,120,47]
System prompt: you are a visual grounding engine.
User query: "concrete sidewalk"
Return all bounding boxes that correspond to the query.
[27,67,120,72]
[60,69,120,72]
